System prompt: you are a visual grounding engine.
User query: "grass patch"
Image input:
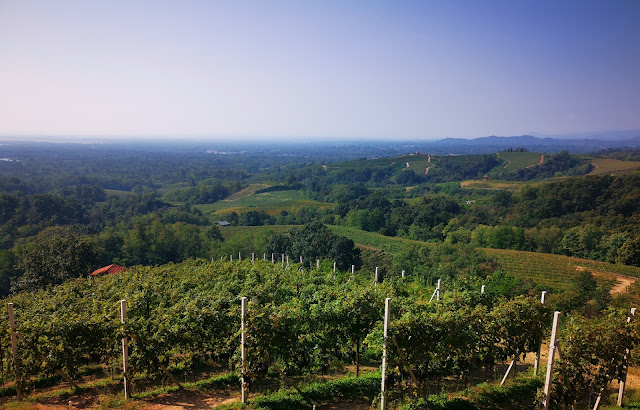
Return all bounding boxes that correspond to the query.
[247,371,380,409]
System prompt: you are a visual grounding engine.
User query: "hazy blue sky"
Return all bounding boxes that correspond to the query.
[1,1,639,140]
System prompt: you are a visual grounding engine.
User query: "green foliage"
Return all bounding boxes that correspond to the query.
[13,228,99,292]
[548,311,638,407]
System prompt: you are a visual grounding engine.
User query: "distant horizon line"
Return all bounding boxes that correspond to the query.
[2,129,640,144]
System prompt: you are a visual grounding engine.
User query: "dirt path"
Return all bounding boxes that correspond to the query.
[503,159,511,169]
[406,162,410,168]
[587,267,636,295]
[610,275,635,294]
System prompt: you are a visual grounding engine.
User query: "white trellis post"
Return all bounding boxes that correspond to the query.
[534,291,548,376]
[241,297,248,404]
[8,303,21,399]
[617,307,637,406]
[263,253,266,260]
[281,254,285,265]
[286,255,289,266]
[401,270,405,278]
[271,253,275,263]
[352,265,355,274]
[374,267,379,287]
[251,253,255,263]
[238,252,242,261]
[381,298,391,410]
[300,256,303,264]
[543,311,561,410]
[481,285,486,294]
[429,279,441,303]
[333,262,336,273]
[121,300,130,399]
[317,259,320,269]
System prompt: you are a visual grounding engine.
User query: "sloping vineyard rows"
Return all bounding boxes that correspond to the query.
[0,258,638,406]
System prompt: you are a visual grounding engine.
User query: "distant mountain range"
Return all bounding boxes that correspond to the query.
[411,133,640,155]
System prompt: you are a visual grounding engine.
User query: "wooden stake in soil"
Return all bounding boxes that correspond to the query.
[429,279,441,303]
[543,311,561,410]
[534,291,548,376]
[121,300,130,399]
[241,297,248,404]
[617,307,637,406]
[381,297,391,410]
[7,303,21,399]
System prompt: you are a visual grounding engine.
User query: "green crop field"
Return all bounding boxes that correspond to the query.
[328,226,638,292]
[496,151,544,170]
[194,190,333,215]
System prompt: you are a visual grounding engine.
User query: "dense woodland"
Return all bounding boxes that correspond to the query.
[0,142,639,296]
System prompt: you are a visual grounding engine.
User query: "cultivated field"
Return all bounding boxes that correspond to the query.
[589,158,640,175]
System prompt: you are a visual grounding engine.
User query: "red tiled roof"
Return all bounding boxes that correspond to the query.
[90,264,125,277]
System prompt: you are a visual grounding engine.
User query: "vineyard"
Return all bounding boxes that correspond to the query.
[1,257,639,409]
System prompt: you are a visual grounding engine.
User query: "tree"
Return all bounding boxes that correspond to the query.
[13,229,99,292]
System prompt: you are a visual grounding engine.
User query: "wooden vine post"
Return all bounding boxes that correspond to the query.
[429,279,441,303]
[121,300,130,399]
[374,267,379,287]
[7,303,21,399]
[333,262,336,273]
[617,307,637,407]
[543,311,561,410]
[241,297,248,404]
[534,291,547,376]
[380,297,391,410]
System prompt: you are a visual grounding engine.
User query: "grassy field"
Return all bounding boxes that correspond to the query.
[589,158,640,175]
[496,151,544,170]
[459,179,529,191]
[104,188,134,197]
[194,190,333,215]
